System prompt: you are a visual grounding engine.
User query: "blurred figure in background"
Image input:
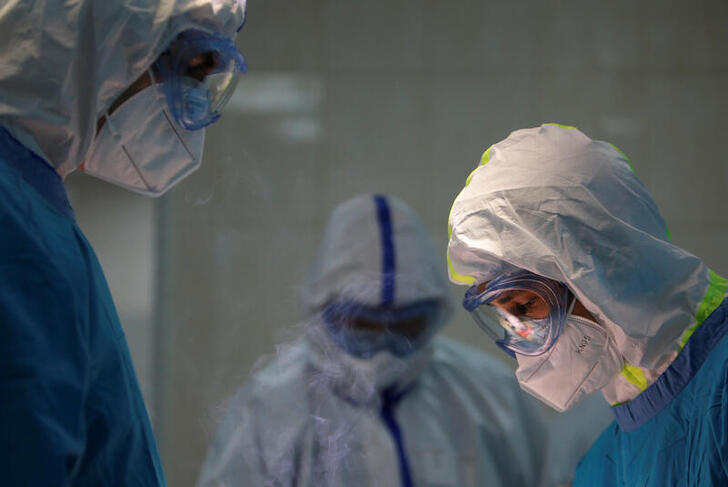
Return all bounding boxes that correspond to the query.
[447,124,728,486]
[199,194,602,487]
[0,0,246,484]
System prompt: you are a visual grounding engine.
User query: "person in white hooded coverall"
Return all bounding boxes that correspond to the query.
[0,1,246,484]
[197,194,608,487]
[447,123,728,486]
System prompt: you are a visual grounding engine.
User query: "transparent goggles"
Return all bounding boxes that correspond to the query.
[322,300,441,359]
[155,29,247,130]
[462,270,573,357]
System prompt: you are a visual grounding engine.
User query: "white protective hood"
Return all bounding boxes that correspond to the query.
[447,124,712,369]
[302,194,450,316]
[0,0,246,175]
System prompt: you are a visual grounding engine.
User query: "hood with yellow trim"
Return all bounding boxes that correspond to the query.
[447,123,712,368]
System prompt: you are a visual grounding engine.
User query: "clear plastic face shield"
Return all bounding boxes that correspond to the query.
[155,29,247,130]
[322,300,442,359]
[462,270,574,357]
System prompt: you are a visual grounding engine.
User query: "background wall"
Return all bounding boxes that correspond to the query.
[68,1,728,485]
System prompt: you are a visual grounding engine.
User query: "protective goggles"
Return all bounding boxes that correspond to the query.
[155,29,247,130]
[462,270,573,357]
[322,300,441,359]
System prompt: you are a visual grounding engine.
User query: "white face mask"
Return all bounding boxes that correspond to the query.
[515,315,623,412]
[82,82,205,197]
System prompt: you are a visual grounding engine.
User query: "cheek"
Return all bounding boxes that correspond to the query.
[530,297,550,319]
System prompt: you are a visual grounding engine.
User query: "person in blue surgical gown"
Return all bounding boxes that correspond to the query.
[447,123,728,486]
[197,194,607,487]
[0,1,247,484]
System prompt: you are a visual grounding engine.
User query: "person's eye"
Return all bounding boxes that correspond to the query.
[186,52,218,81]
[514,298,539,318]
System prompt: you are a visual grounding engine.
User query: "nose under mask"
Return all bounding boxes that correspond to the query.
[515,315,623,412]
[82,81,205,197]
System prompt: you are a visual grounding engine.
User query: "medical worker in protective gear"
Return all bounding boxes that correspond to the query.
[197,194,602,487]
[0,1,246,484]
[447,123,728,486]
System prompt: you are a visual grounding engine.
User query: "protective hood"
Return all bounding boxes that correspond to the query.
[447,124,713,368]
[302,194,450,317]
[0,0,246,176]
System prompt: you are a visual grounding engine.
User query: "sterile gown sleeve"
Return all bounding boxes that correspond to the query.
[0,128,165,485]
[0,232,86,485]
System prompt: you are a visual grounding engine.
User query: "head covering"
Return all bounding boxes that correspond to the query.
[447,124,711,368]
[302,194,450,317]
[0,0,246,175]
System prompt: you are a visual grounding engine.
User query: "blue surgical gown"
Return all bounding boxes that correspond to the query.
[574,297,728,486]
[0,127,166,485]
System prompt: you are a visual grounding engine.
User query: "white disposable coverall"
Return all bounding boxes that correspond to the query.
[198,194,608,487]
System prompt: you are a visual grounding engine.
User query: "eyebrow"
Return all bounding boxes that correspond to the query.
[493,290,519,305]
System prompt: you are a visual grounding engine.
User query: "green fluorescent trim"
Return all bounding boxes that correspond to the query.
[465,146,493,186]
[620,363,648,391]
[447,248,476,286]
[480,146,493,166]
[544,122,577,130]
[679,269,728,349]
[464,167,479,187]
[618,270,727,402]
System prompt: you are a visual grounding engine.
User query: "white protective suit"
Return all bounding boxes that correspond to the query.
[0,0,246,176]
[447,123,718,404]
[198,194,607,487]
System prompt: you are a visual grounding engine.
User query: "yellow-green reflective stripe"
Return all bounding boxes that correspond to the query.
[464,167,479,187]
[465,146,493,186]
[480,146,493,166]
[544,122,577,130]
[620,363,648,391]
[620,270,727,393]
[679,269,728,348]
[446,248,476,286]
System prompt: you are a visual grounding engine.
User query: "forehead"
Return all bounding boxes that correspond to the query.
[492,289,536,303]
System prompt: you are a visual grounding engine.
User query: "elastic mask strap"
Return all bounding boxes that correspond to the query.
[566,292,577,317]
